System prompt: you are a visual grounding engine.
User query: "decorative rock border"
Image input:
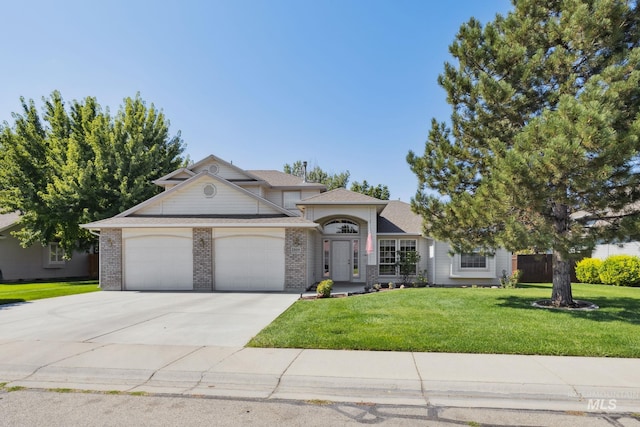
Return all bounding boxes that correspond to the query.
[531,299,599,311]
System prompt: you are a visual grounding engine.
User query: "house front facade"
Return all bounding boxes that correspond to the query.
[82,154,511,292]
[0,212,92,282]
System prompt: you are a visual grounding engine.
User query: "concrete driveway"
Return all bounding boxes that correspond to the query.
[0,291,299,347]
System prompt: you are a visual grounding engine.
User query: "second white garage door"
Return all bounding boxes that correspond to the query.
[214,228,285,291]
[123,228,193,291]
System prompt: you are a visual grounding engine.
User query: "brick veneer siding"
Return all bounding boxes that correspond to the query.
[285,228,307,291]
[366,264,378,287]
[100,228,122,290]
[193,228,213,291]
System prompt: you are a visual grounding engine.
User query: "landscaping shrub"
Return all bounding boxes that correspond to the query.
[316,279,333,298]
[575,258,603,284]
[599,255,640,286]
[397,250,421,286]
[415,269,429,287]
[499,269,522,289]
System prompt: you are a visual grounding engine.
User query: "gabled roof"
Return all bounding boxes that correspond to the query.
[152,168,196,185]
[115,172,295,218]
[248,170,326,190]
[299,188,388,205]
[82,215,319,229]
[377,200,424,235]
[188,154,265,182]
[0,212,20,232]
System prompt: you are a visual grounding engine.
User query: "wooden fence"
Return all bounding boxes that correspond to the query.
[512,254,577,283]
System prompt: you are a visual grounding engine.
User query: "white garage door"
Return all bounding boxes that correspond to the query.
[214,228,285,291]
[123,228,193,291]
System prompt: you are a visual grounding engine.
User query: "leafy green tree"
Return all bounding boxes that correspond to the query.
[0,91,185,256]
[284,160,350,190]
[407,0,640,306]
[350,180,390,200]
[284,161,390,199]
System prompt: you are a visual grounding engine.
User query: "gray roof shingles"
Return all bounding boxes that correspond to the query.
[300,188,387,204]
[377,200,423,234]
[248,170,325,189]
[0,212,20,232]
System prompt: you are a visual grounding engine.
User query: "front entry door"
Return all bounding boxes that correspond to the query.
[332,241,351,282]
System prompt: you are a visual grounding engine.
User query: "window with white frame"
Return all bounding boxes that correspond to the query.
[352,239,360,277]
[450,249,496,278]
[460,252,487,269]
[399,239,418,274]
[48,243,65,265]
[323,239,330,277]
[283,191,301,209]
[324,219,359,234]
[379,239,418,276]
[378,239,396,276]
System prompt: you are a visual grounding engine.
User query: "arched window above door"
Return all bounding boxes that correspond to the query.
[324,219,359,234]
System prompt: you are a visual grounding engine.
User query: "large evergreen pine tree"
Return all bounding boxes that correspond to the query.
[407,0,640,306]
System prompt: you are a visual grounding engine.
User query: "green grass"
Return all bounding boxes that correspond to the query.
[0,280,99,305]
[248,283,640,357]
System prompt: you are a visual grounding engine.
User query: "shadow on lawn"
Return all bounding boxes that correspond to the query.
[516,284,554,290]
[496,295,640,325]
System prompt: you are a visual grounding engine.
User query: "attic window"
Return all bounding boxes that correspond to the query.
[208,164,219,174]
[203,184,217,198]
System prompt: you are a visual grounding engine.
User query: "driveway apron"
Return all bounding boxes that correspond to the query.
[0,291,298,346]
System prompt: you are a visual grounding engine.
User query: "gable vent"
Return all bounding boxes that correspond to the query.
[208,164,219,174]
[203,184,217,198]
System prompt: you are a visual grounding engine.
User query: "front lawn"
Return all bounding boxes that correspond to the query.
[0,280,99,305]
[248,283,640,357]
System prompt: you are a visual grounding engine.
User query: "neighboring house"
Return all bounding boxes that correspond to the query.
[0,212,91,282]
[592,241,640,259]
[81,154,512,292]
[574,209,640,259]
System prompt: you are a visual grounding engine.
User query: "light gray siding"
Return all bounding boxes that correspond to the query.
[592,242,640,259]
[0,225,90,282]
[192,161,250,180]
[137,178,282,216]
[432,240,512,286]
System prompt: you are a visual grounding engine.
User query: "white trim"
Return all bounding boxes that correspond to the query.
[83,222,320,229]
[152,167,196,185]
[115,172,296,218]
[44,242,66,268]
[449,253,496,278]
[188,154,266,183]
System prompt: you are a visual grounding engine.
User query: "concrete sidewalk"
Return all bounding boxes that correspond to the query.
[1,341,639,413]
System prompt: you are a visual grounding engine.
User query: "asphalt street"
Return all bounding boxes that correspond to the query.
[1,390,639,427]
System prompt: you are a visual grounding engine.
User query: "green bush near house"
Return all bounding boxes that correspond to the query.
[599,255,640,287]
[316,279,333,298]
[575,258,603,284]
[500,269,522,288]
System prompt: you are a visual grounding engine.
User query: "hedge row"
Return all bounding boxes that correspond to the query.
[575,255,640,286]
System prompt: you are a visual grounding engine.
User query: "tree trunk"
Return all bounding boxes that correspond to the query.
[551,249,573,307]
[550,202,574,307]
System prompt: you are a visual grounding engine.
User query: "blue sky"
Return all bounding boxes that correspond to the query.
[1,0,512,202]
